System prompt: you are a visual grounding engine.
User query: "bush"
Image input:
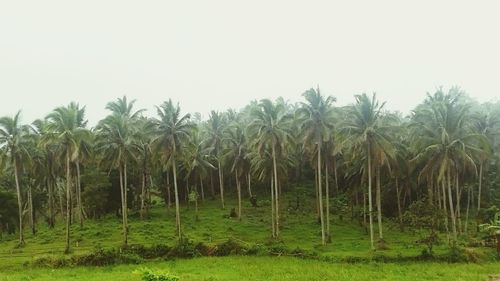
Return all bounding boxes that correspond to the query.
[215,239,246,256]
[444,246,468,263]
[33,256,68,268]
[135,267,179,281]
[168,238,200,258]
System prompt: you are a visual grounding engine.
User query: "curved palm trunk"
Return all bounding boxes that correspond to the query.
[447,169,457,243]
[218,160,225,209]
[272,142,280,237]
[367,143,375,250]
[247,173,252,198]
[376,165,383,240]
[13,159,24,246]
[172,155,182,240]
[64,152,71,253]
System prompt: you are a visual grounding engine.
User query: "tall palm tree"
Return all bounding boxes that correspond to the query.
[46,103,90,253]
[224,122,250,220]
[344,93,393,249]
[207,111,227,209]
[411,88,481,243]
[248,98,291,238]
[298,87,336,245]
[0,111,32,246]
[152,100,194,239]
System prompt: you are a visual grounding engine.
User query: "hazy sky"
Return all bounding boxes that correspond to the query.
[1,0,499,125]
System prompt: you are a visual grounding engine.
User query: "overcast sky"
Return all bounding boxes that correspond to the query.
[1,0,499,125]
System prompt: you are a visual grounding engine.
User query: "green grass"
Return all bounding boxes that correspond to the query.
[0,187,498,279]
[1,256,499,281]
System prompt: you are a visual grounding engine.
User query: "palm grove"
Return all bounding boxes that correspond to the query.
[1,88,500,253]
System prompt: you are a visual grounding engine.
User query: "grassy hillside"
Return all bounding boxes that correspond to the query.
[0,188,492,266]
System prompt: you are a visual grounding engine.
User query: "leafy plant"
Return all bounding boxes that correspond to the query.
[134,267,180,281]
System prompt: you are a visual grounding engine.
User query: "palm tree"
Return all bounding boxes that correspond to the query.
[298,87,336,245]
[46,103,90,253]
[184,128,214,204]
[224,122,250,220]
[0,111,32,245]
[152,99,194,239]
[344,93,393,249]
[248,98,291,238]
[207,111,227,209]
[411,88,481,243]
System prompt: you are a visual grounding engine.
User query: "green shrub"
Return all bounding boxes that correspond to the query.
[135,267,179,281]
[215,239,246,256]
[168,238,200,258]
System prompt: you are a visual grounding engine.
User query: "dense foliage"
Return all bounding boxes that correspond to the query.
[1,87,500,254]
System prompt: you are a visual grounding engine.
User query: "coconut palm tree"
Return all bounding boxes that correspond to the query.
[248,98,291,238]
[344,93,394,249]
[411,88,482,243]
[46,103,90,253]
[152,99,194,239]
[298,87,336,245]
[0,111,32,246]
[224,122,250,220]
[207,111,227,209]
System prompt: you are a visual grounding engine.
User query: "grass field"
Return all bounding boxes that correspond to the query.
[1,256,500,281]
[0,187,498,280]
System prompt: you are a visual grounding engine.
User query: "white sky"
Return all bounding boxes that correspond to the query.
[1,0,499,125]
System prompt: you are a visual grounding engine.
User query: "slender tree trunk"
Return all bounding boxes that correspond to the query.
[48,177,55,228]
[76,161,83,228]
[218,160,225,209]
[28,185,35,235]
[64,152,71,253]
[317,142,326,245]
[272,143,280,237]
[367,143,374,250]
[465,185,471,234]
[447,169,457,243]
[455,171,462,234]
[210,171,215,199]
[376,165,383,241]
[118,165,127,245]
[333,158,339,194]
[166,171,172,208]
[247,172,252,198]
[13,159,24,246]
[236,174,242,221]
[200,174,205,202]
[140,172,146,220]
[396,178,403,231]
[363,191,367,232]
[172,155,182,240]
[270,175,275,238]
[441,179,449,237]
[314,167,320,218]
[477,162,483,211]
[325,158,331,242]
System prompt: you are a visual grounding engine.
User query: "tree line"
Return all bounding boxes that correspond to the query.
[1,87,499,253]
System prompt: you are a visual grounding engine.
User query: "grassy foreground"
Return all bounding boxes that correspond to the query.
[1,256,499,281]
